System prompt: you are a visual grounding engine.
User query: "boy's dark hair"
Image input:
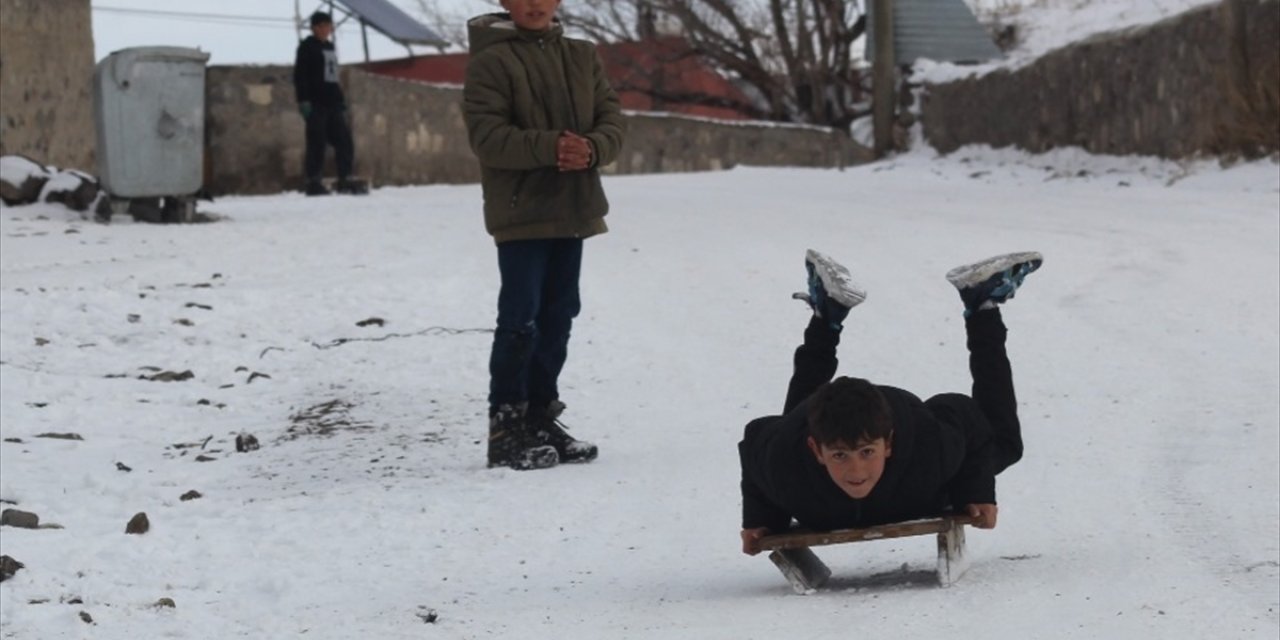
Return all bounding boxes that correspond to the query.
[806,376,893,446]
[310,11,333,27]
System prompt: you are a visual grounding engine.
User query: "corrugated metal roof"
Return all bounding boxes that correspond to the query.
[334,0,449,47]
[866,0,1002,64]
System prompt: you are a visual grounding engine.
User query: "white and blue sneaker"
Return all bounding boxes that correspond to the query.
[945,252,1043,317]
[793,249,867,330]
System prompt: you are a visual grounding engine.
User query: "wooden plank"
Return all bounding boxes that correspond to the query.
[757,515,977,551]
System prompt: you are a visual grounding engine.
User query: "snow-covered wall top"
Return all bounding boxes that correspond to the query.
[920,0,1279,158]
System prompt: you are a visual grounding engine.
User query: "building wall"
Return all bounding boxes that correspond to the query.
[921,0,1280,158]
[205,65,871,195]
[0,0,95,171]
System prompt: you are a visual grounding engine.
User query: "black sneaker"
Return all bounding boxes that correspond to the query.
[487,403,559,471]
[945,252,1043,317]
[304,180,331,196]
[335,178,369,195]
[529,401,598,463]
[792,249,867,330]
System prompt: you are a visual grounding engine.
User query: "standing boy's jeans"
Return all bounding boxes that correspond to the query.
[304,104,354,181]
[488,238,583,412]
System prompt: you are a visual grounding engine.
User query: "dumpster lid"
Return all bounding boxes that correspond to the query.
[104,46,212,63]
[99,47,210,89]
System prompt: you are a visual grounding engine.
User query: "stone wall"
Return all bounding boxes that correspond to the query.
[0,0,95,171]
[205,66,871,195]
[921,0,1279,158]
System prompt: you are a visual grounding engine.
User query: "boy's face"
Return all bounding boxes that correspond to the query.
[807,436,892,500]
[312,22,334,41]
[501,0,561,32]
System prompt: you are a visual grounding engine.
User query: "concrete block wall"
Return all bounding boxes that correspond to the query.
[205,65,872,195]
[921,0,1280,158]
[0,0,96,171]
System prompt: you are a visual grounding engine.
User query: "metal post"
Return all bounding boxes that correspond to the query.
[294,0,303,42]
[361,19,371,62]
[871,0,896,157]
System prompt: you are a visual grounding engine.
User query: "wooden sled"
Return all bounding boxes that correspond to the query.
[758,515,977,594]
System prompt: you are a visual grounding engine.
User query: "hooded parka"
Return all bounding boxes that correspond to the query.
[463,15,626,243]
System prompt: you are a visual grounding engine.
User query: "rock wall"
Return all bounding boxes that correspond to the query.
[921,0,1280,158]
[205,65,871,195]
[0,0,96,171]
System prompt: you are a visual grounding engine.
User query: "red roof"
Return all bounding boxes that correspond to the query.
[359,37,752,121]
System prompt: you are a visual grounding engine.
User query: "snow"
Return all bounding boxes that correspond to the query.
[36,172,89,201]
[0,156,49,187]
[1,145,1277,638]
[917,0,1221,83]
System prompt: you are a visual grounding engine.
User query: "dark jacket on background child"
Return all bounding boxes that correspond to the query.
[293,35,345,108]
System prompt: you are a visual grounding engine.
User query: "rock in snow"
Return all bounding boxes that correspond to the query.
[0,155,51,205]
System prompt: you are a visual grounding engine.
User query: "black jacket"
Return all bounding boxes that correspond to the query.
[738,386,997,533]
[293,36,345,107]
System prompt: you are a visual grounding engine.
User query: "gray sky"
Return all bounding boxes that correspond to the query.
[90,0,492,65]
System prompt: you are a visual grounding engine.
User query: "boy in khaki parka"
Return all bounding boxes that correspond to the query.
[463,0,626,471]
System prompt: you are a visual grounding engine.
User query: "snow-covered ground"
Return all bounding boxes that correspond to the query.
[1,147,1277,638]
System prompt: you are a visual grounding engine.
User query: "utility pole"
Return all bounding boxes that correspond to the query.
[871,0,896,157]
[294,0,304,41]
[361,19,371,62]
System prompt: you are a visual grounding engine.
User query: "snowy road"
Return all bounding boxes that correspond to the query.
[1,149,1277,639]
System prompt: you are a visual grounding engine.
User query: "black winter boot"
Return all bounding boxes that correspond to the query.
[528,401,598,463]
[335,177,369,195]
[487,403,559,471]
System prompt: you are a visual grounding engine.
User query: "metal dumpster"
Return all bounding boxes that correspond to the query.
[93,47,210,202]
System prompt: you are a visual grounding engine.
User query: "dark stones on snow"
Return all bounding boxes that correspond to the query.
[40,171,101,212]
[142,370,194,382]
[125,512,150,535]
[0,155,105,212]
[0,555,24,582]
[235,433,260,452]
[0,155,50,205]
[1,509,39,529]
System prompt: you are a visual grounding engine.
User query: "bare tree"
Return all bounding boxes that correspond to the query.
[560,0,868,129]
[409,0,868,129]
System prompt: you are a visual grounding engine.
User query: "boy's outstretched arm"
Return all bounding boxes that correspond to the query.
[946,419,998,526]
[462,59,561,171]
[740,448,792,553]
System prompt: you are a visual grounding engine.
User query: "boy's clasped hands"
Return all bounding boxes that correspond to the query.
[557,131,593,171]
